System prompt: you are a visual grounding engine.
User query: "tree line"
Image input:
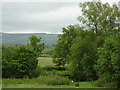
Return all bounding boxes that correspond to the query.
[52,1,119,88]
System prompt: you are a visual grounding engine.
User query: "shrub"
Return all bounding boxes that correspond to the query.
[2,45,38,78]
[43,65,66,71]
[93,79,105,87]
[43,66,57,71]
[56,71,72,77]
[38,75,71,85]
[75,82,79,87]
[28,66,41,78]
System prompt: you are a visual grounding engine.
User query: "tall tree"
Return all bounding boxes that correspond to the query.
[52,25,79,66]
[95,34,119,88]
[70,30,98,81]
[77,0,118,33]
[69,0,119,81]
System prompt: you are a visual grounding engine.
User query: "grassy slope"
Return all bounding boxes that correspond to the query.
[2,57,101,88]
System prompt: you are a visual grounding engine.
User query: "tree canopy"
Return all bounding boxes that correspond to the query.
[77,0,118,33]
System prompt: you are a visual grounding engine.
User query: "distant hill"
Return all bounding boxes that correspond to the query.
[2,33,59,48]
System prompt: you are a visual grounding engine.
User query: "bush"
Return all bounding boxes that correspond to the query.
[93,79,105,87]
[2,45,38,78]
[43,66,57,71]
[56,71,72,77]
[43,65,66,71]
[28,66,41,78]
[2,59,20,78]
[38,75,71,85]
[75,82,79,87]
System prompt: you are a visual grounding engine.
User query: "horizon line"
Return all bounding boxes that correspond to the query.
[1,32,62,34]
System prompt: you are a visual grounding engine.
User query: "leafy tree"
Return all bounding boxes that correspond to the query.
[69,0,119,81]
[29,35,45,56]
[52,25,79,66]
[78,0,118,33]
[95,34,120,88]
[70,30,98,81]
[15,45,38,78]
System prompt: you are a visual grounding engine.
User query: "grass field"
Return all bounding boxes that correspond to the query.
[37,57,54,67]
[2,57,102,88]
[2,78,99,88]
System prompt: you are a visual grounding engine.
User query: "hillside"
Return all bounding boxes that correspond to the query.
[2,33,59,48]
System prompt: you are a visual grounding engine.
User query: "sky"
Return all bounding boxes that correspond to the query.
[2,0,120,34]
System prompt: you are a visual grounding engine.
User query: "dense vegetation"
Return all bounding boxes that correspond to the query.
[52,1,119,88]
[2,0,119,88]
[2,35,44,78]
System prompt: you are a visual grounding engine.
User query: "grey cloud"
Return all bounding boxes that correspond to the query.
[2,2,80,33]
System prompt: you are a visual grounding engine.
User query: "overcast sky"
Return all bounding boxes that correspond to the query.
[2,0,120,34]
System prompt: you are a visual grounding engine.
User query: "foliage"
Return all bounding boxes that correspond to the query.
[28,66,41,78]
[2,45,38,78]
[93,79,105,87]
[55,71,72,77]
[78,0,118,33]
[95,34,120,88]
[52,0,118,83]
[2,56,100,88]
[2,0,119,88]
[41,75,71,85]
[52,0,118,84]
[75,82,79,87]
[2,44,17,62]
[2,35,44,78]
[52,25,79,66]
[29,35,45,56]
[70,30,98,81]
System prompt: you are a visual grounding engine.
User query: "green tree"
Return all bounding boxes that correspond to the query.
[15,45,38,78]
[95,34,120,88]
[78,0,118,33]
[52,25,79,66]
[69,0,119,81]
[70,30,98,81]
[29,35,45,56]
